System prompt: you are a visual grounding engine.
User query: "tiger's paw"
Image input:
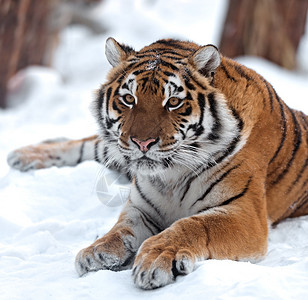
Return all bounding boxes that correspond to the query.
[132,236,195,289]
[75,233,136,276]
[7,147,50,171]
[7,138,69,171]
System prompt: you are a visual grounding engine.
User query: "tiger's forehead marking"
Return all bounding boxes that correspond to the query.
[119,73,137,98]
[162,75,185,106]
[146,54,161,71]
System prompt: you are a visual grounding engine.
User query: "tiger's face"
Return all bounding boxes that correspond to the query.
[93,38,241,175]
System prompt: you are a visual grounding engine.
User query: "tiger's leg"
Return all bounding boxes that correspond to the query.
[132,186,268,289]
[75,201,161,275]
[7,135,101,171]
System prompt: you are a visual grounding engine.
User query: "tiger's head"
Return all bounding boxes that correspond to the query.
[93,38,241,176]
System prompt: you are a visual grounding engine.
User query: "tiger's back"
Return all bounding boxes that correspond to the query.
[212,55,308,224]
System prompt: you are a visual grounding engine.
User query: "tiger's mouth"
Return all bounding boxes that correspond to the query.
[116,137,180,174]
[128,153,171,174]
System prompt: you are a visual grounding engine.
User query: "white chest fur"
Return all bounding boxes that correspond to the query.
[130,164,228,228]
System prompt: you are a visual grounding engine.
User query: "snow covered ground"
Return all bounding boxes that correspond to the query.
[1,0,308,299]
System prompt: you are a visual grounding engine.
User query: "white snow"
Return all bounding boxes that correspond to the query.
[1,0,308,299]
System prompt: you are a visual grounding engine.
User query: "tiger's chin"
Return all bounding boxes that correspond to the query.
[128,157,170,176]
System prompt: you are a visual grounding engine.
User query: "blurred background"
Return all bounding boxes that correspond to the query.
[0,0,307,109]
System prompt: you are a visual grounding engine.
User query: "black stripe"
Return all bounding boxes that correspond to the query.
[183,75,196,90]
[271,108,302,185]
[105,87,112,117]
[230,107,244,131]
[184,67,208,90]
[107,116,121,129]
[261,77,274,112]
[234,64,253,81]
[139,77,149,91]
[159,59,179,71]
[152,40,197,53]
[163,71,176,77]
[211,107,243,165]
[121,82,129,90]
[116,72,127,84]
[161,55,184,60]
[207,93,221,141]
[112,101,122,114]
[178,169,203,205]
[169,81,178,91]
[179,129,186,139]
[119,137,129,147]
[228,61,269,107]
[277,189,308,224]
[135,53,183,61]
[138,213,156,235]
[102,146,109,165]
[269,91,287,165]
[134,54,158,59]
[287,157,308,193]
[139,48,186,57]
[135,179,163,218]
[76,141,85,164]
[132,69,149,76]
[127,58,139,64]
[178,105,192,116]
[196,93,205,134]
[186,92,193,100]
[291,190,308,214]
[131,60,156,71]
[188,142,200,150]
[162,157,173,169]
[219,176,252,207]
[186,123,204,137]
[179,181,193,205]
[94,140,100,163]
[97,88,105,112]
[215,136,239,166]
[131,57,179,73]
[134,206,163,235]
[119,43,135,54]
[179,160,232,206]
[191,164,240,209]
[219,62,237,82]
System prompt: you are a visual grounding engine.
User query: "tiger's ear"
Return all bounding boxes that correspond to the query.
[105,37,135,67]
[190,45,221,76]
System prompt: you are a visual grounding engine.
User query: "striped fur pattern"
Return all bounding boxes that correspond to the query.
[8,38,308,289]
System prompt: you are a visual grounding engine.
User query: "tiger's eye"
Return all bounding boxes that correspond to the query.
[168,97,180,107]
[122,94,135,106]
[166,97,183,110]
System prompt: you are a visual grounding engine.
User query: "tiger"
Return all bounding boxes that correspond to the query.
[7,38,308,290]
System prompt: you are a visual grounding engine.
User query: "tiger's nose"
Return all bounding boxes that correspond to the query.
[131,137,159,153]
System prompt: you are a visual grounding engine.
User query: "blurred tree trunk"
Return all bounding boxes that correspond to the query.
[219,0,308,70]
[0,0,104,109]
[0,0,60,109]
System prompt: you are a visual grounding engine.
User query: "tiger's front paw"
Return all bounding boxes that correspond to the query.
[75,233,136,276]
[7,138,70,171]
[7,147,48,171]
[132,234,195,289]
